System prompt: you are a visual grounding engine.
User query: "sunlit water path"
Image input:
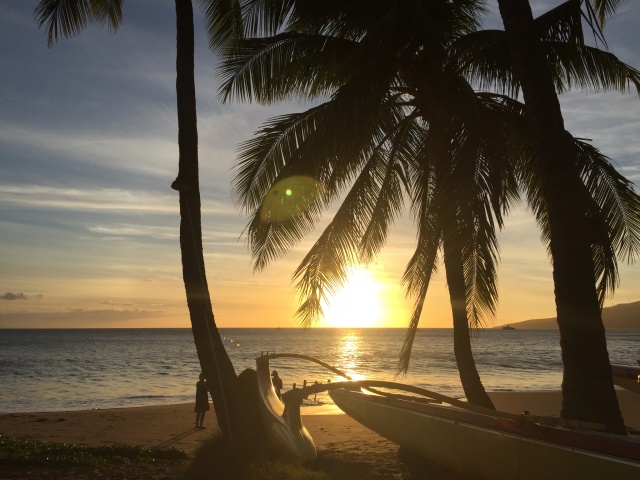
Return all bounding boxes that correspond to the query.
[0,328,638,413]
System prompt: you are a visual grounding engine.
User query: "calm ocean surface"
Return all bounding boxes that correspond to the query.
[0,328,638,414]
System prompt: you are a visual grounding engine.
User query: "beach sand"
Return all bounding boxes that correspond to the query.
[1,389,638,479]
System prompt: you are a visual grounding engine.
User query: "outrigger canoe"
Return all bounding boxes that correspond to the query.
[330,388,640,480]
[611,364,640,394]
[254,352,640,479]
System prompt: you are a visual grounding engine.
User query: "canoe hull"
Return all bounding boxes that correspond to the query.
[330,389,640,480]
[255,357,316,460]
[612,364,640,394]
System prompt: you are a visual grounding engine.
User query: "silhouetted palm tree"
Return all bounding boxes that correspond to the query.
[218,0,640,418]
[218,0,508,409]
[495,0,639,434]
[34,0,243,442]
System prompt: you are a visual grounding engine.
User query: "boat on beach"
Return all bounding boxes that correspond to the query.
[256,353,640,478]
[611,363,640,394]
[330,387,640,480]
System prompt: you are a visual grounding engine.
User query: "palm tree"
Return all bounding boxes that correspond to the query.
[33,0,246,443]
[219,0,523,409]
[219,0,640,419]
[495,0,639,434]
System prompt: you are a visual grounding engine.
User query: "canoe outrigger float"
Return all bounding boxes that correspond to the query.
[256,353,640,478]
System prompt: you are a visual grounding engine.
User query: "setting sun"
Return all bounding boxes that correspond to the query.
[321,266,385,328]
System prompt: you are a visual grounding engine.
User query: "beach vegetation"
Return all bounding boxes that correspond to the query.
[183,434,330,480]
[0,434,186,467]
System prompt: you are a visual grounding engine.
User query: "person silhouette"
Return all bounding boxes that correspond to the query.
[194,372,210,429]
[271,370,283,400]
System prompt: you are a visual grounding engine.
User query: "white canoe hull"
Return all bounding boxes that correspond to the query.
[255,357,316,460]
[331,389,640,480]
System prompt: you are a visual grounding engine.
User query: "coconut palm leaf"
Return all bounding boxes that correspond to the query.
[545,43,640,94]
[398,165,441,375]
[574,140,640,263]
[590,0,626,27]
[218,32,357,103]
[457,0,639,96]
[237,90,408,271]
[292,149,398,326]
[34,0,122,46]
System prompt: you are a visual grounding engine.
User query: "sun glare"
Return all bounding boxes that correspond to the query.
[321,266,385,328]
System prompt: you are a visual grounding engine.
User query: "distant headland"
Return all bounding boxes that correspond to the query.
[497,300,640,329]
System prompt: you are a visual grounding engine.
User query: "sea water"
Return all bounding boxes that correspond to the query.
[0,328,638,413]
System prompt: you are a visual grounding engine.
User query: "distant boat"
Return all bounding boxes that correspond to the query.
[501,325,515,330]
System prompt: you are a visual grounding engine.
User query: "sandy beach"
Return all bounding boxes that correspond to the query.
[1,389,638,479]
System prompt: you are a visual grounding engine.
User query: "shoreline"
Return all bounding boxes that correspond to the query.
[1,389,637,457]
[1,389,637,479]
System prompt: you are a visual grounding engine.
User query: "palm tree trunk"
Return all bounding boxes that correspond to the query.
[174,0,238,439]
[497,0,625,434]
[443,238,495,410]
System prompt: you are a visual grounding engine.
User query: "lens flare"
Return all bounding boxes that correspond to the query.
[260,176,322,222]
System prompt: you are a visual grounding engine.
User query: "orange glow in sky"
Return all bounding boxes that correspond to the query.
[1,4,639,330]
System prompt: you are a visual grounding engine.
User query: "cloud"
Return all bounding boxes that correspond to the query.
[2,292,28,300]
[0,184,174,213]
[0,308,169,328]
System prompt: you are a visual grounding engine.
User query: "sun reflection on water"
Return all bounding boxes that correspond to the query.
[336,331,365,381]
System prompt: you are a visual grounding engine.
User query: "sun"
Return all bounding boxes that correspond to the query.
[321,266,385,328]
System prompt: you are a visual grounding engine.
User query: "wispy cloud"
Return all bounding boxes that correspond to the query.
[0,308,170,328]
[0,184,176,213]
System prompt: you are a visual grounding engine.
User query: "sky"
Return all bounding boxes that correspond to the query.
[1,1,639,329]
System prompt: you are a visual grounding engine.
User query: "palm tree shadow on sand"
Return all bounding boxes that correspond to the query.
[154,427,207,451]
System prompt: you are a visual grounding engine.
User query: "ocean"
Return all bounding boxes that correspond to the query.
[0,328,638,414]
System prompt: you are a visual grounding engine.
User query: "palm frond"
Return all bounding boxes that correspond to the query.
[233,106,331,213]
[462,201,500,328]
[396,285,428,376]
[396,203,441,375]
[590,0,625,27]
[519,133,640,301]
[545,43,640,94]
[218,32,356,104]
[535,0,584,45]
[91,0,122,31]
[292,150,391,326]
[575,139,640,263]
[199,0,245,49]
[358,118,421,263]
[246,171,325,272]
[240,0,295,38]
[34,0,122,46]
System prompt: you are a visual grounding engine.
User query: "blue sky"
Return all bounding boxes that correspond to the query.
[1,1,639,329]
